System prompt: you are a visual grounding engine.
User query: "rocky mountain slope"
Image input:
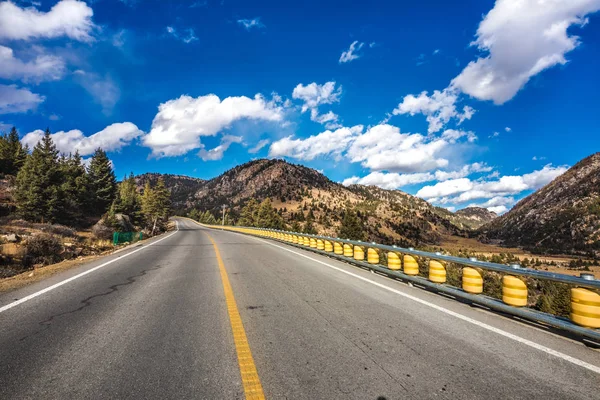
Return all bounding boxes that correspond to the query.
[453,207,498,229]
[155,159,477,246]
[479,153,600,256]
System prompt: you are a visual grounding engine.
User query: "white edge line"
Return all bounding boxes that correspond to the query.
[244,234,600,375]
[0,221,180,314]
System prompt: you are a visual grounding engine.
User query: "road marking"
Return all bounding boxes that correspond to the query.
[0,222,180,314]
[205,233,266,400]
[249,236,600,375]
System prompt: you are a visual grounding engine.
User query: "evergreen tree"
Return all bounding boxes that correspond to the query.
[88,148,117,215]
[291,221,301,232]
[303,210,317,234]
[59,151,89,223]
[112,173,142,224]
[338,210,365,241]
[14,129,62,222]
[0,127,28,176]
[140,178,171,234]
[239,198,259,226]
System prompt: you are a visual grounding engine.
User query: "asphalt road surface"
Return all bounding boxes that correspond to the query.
[1,218,599,399]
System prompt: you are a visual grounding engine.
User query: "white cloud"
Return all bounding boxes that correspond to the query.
[392,89,475,133]
[198,135,242,161]
[487,205,508,214]
[143,93,284,157]
[505,126,511,132]
[0,45,65,82]
[339,40,364,63]
[22,122,143,155]
[292,81,342,112]
[73,71,120,115]
[419,164,568,203]
[451,0,600,104]
[269,126,363,161]
[0,84,44,114]
[248,139,270,154]
[342,171,435,190]
[347,124,450,173]
[0,0,96,41]
[237,18,265,31]
[166,26,197,43]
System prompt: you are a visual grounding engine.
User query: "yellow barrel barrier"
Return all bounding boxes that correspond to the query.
[403,255,419,276]
[502,276,527,307]
[303,236,310,246]
[316,239,325,250]
[309,238,317,248]
[571,288,600,328]
[387,252,401,270]
[463,267,483,294]
[354,245,365,261]
[367,248,379,264]
[324,240,333,252]
[292,235,299,244]
[429,260,446,283]
[343,243,353,257]
[334,242,344,255]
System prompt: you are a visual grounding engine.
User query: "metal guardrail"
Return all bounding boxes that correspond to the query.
[191,220,600,343]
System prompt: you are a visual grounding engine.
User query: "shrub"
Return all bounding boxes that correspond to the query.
[25,233,63,265]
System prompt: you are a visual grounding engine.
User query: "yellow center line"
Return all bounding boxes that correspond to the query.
[205,232,266,400]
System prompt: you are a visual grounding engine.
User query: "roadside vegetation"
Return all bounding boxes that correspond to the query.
[0,127,172,280]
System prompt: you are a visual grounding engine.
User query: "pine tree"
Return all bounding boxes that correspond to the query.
[338,210,365,241]
[59,151,89,223]
[0,127,28,176]
[14,129,62,222]
[239,198,259,226]
[140,178,171,234]
[88,148,117,215]
[303,210,317,234]
[112,173,142,224]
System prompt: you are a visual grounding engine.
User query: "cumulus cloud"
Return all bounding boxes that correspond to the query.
[347,124,451,173]
[0,0,96,41]
[0,45,65,83]
[342,171,435,190]
[269,126,363,161]
[198,135,243,161]
[248,139,270,154]
[392,89,475,133]
[292,81,342,112]
[451,0,600,104]
[237,18,265,31]
[22,122,143,155]
[143,93,284,157]
[417,164,568,203]
[339,40,364,63]
[0,84,44,114]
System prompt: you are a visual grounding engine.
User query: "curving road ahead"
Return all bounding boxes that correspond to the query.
[0,218,599,399]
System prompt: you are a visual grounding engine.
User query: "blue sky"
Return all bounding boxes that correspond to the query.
[1,0,599,213]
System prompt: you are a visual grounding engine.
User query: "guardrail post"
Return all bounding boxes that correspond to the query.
[367,247,379,264]
[429,260,446,283]
[334,242,343,255]
[571,288,600,328]
[343,243,353,257]
[502,276,527,307]
[403,255,419,276]
[324,240,333,252]
[354,245,365,261]
[463,267,483,294]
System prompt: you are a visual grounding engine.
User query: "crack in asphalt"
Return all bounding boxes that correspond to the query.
[19,265,163,342]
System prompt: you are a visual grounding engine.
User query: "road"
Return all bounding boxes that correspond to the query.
[0,218,599,399]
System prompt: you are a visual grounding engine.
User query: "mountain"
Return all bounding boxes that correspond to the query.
[479,153,600,256]
[162,159,473,246]
[452,207,498,229]
[134,173,205,211]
